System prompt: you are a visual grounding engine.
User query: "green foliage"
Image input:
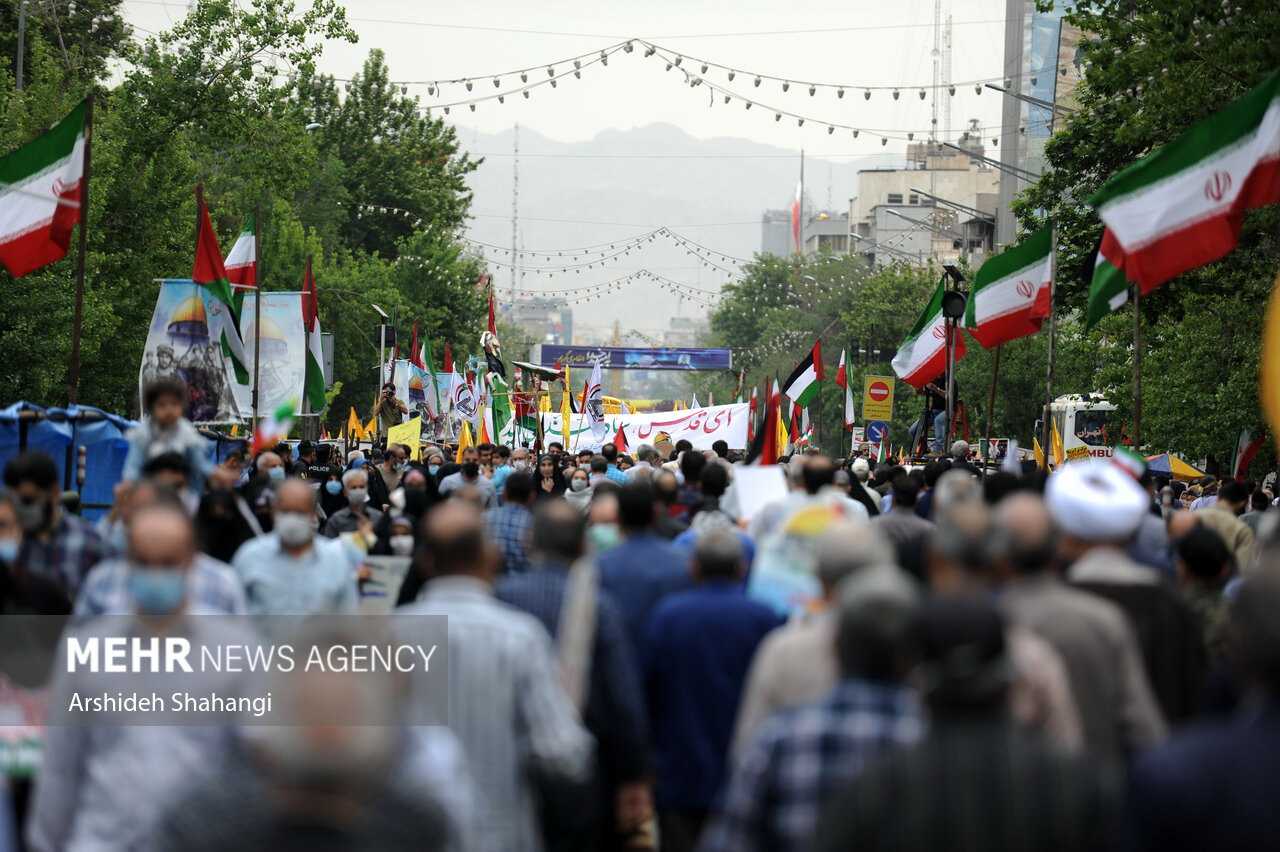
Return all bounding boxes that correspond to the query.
[0,1,485,435]
[1014,0,1280,463]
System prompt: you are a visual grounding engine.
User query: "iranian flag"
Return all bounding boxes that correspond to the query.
[1089,68,1280,292]
[732,368,745,403]
[301,257,327,413]
[891,277,966,389]
[490,372,513,441]
[835,348,848,389]
[965,224,1052,349]
[224,212,256,292]
[783,341,823,407]
[0,99,86,278]
[253,399,295,455]
[1085,230,1132,329]
[192,195,251,385]
[875,434,888,463]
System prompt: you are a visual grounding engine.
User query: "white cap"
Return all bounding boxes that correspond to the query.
[851,458,871,473]
[1045,459,1148,542]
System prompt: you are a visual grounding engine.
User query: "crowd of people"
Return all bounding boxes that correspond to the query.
[1,376,1279,851]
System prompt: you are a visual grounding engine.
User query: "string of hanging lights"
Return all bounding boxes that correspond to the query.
[321,38,1073,144]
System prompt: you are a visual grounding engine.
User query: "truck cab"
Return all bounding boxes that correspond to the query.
[1049,395,1122,461]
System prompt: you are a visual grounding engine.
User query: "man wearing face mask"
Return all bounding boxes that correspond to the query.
[3,451,111,598]
[0,489,71,614]
[231,478,360,617]
[77,483,247,616]
[27,503,242,852]
[321,469,384,539]
[491,446,519,496]
[439,447,498,509]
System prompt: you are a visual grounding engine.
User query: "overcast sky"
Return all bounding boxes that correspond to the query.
[121,1,1014,342]
[123,0,1009,155]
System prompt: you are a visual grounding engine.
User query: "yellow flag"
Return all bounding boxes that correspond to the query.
[364,417,376,439]
[230,424,239,437]
[347,407,364,441]
[1051,417,1065,468]
[1033,436,1048,469]
[777,407,789,451]
[1261,268,1280,455]
[456,420,474,463]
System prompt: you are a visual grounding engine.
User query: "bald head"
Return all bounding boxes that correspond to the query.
[424,500,488,578]
[1168,510,1198,541]
[589,492,620,527]
[995,493,1058,576]
[929,501,999,591]
[129,503,196,568]
[815,521,895,594]
[275,478,317,516]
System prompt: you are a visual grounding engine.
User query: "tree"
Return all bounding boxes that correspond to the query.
[296,49,481,260]
[1014,0,1280,461]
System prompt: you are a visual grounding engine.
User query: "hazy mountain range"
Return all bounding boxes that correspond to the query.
[455,122,893,341]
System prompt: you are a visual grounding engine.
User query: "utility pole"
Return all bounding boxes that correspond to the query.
[512,123,519,300]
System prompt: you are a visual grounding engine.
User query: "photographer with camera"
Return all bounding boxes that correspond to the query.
[374,381,408,438]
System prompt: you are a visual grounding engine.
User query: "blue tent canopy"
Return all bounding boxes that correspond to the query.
[0,402,246,523]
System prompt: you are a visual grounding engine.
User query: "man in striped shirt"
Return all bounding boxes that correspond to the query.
[398,500,594,852]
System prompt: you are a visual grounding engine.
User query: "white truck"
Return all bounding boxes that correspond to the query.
[1047,394,1121,461]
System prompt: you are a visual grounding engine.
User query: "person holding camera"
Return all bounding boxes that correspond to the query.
[374,381,408,437]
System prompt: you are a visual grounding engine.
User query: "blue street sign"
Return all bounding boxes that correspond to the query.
[866,421,889,443]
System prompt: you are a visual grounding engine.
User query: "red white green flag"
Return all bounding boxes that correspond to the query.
[301,257,327,413]
[253,399,294,456]
[891,277,966,388]
[0,99,87,277]
[192,195,251,384]
[842,348,856,429]
[964,224,1052,349]
[835,348,848,389]
[1089,68,1280,293]
[224,212,256,292]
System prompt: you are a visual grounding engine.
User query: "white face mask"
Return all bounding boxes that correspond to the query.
[275,511,314,547]
[346,487,368,506]
[513,459,529,472]
[570,478,589,492]
[389,534,415,556]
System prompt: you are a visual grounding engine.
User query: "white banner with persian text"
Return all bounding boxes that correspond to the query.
[541,403,750,452]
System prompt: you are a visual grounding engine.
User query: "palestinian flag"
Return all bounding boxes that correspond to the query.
[1089,68,1280,293]
[253,399,294,456]
[964,224,1052,349]
[745,390,782,466]
[0,99,86,278]
[513,391,539,440]
[192,195,251,384]
[783,341,824,407]
[891,277,966,389]
[301,257,327,413]
[224,212,256,301]
[1085,231,1132,329]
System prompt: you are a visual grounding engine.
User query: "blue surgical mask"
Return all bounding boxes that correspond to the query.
[324,480,343,495]
[428,465,440,476]
[267,466,286,482]
[393,461,405,472]
[128,567,187,615]
[0,536,19,565]
[587,523,621,553]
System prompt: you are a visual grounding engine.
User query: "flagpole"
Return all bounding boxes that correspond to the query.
[67,93,93,405]
[1132,288,1142,449]
[251,204,261,433]
[302,254,313,441]
[981,345,1002,472]
[1042,217,1058,471]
